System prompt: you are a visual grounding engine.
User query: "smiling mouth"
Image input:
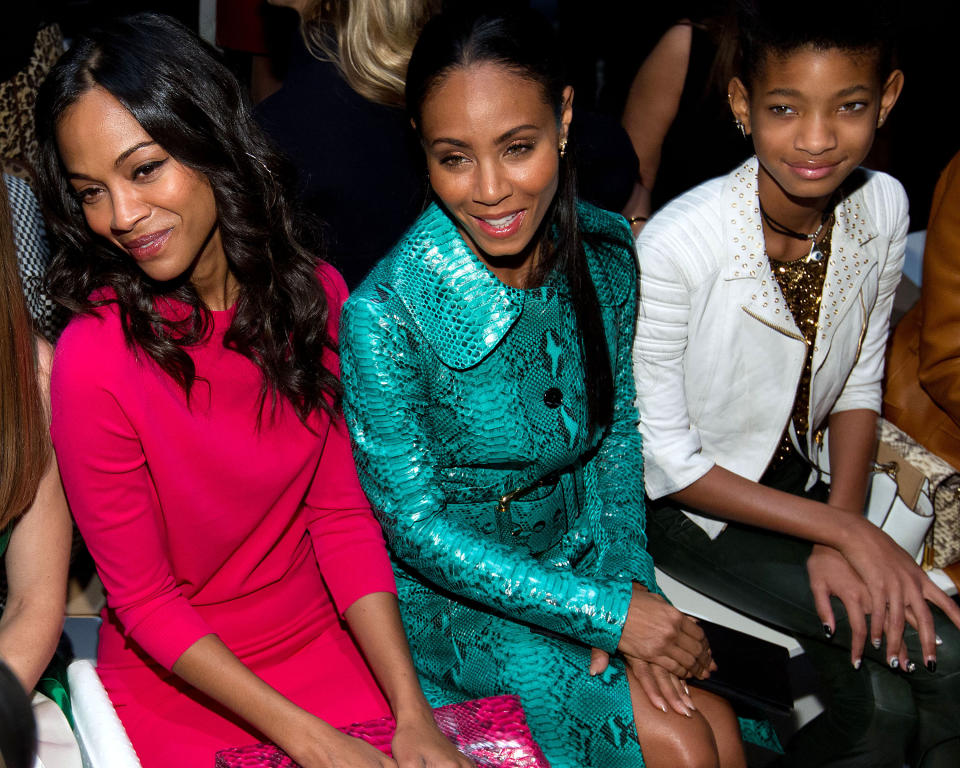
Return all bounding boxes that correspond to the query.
[786,161,842,180]
[123,228,173,260]
[473,210,525,237]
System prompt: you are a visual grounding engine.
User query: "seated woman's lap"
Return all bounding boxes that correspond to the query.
[100,624,391,768]
[400,582,735,768]
[646,498,960,764]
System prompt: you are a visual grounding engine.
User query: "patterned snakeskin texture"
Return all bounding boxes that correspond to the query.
[217,695,550,767]
[341,201,657,767]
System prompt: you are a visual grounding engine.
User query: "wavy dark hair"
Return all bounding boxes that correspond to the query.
[35,12,340,423]
[406,4,616,428]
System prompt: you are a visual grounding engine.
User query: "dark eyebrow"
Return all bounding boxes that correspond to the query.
[495,125,539,143]
[430,124,541,149]
[430,136,468,148]
[66,140,159,181]
[115,141,157,167]
[834,84,871,98]
[765,87,802,97]
[765,85,871,98]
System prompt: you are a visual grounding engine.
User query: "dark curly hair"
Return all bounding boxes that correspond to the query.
[35,12,340,424]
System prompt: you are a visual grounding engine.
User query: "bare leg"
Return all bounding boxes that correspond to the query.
[689,687,747,768]
[628,665,746,768]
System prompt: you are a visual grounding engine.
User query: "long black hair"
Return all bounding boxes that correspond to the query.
[406,5,615,428]
[35,12,340,423]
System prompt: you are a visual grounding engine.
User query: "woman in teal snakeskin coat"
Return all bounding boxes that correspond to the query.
[340,7,745,767]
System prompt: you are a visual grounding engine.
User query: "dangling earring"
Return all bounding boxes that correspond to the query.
[559,137,567,158]
[734,119,746,139]
[877,115,885,127]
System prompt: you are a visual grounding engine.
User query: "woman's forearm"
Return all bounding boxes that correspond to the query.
[824,409,876,513]
[0,450,71,691]
[171,634,333,752]
[170,594,435,752]
[669,408,876,538]
[343,591,432,719]
[669,464,861,551]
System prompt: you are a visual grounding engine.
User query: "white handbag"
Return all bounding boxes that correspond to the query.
[812,419,934,563]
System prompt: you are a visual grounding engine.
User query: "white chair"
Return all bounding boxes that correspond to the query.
[67,661,141,768]
[63,618,141,768]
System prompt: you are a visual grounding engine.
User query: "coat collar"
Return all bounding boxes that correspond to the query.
[391,202,526,370]
[722,157,881,353]
[388,201,632,370]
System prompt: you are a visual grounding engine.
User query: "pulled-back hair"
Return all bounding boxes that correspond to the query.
[301,0,440,108]
[35,12,340,424]
[0,179,49,529]
[406,5,615,428]
[737,0,898,86]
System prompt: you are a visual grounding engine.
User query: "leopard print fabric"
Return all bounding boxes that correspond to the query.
[0,24,64,170]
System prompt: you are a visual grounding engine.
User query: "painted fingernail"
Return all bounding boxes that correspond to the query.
[927,660,937,673]
[905,660,916,673]
[822,623,834,639]
[872,638,882,650]
[936,634,943,646]
[888,656,899,669]
[683,683,691,696]
[853,658,862,670]
[660,703,668,713]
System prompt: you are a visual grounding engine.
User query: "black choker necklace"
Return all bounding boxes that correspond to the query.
[758,199,829,241]
[759,196,836,263]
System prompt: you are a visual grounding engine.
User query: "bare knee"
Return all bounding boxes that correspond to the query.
[640,724,721,768]
[628,664,728,768]
[693,691,746,768]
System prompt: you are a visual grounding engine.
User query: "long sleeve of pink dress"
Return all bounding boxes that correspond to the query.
[50,264,396,766]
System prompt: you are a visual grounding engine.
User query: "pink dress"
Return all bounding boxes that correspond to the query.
[50,264,396,767]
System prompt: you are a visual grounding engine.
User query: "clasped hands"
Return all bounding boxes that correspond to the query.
[590,583,713,717]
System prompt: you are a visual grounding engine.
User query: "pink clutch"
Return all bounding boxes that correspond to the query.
[215,694,550,767]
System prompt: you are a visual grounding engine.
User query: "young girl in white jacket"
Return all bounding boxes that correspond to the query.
[634,1,960,765]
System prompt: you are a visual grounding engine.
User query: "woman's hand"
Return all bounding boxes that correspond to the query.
[392,708,475,768]
[286,721,399,768]
[836,515,960,671]
[342,592,473,767]
[627,658,698,717]
[617,584,714,679]
[807,543,873,668]
[588,648,696,716]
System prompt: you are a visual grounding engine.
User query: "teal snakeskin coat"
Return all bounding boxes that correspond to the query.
[341,201,657,766]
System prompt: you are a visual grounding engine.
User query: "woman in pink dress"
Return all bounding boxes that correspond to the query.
[35,13,471,768]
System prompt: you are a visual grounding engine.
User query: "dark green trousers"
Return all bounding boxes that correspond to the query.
[647,457,960,768]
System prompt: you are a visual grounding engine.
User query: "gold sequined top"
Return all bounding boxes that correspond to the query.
[768,226,833,469]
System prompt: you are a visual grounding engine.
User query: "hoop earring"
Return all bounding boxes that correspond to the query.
[559,137,567,158]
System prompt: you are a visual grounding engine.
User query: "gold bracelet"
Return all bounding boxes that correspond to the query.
[627,215,648,225]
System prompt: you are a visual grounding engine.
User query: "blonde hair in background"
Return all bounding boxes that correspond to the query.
[0,179,49,529]
[301,0,440,107]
